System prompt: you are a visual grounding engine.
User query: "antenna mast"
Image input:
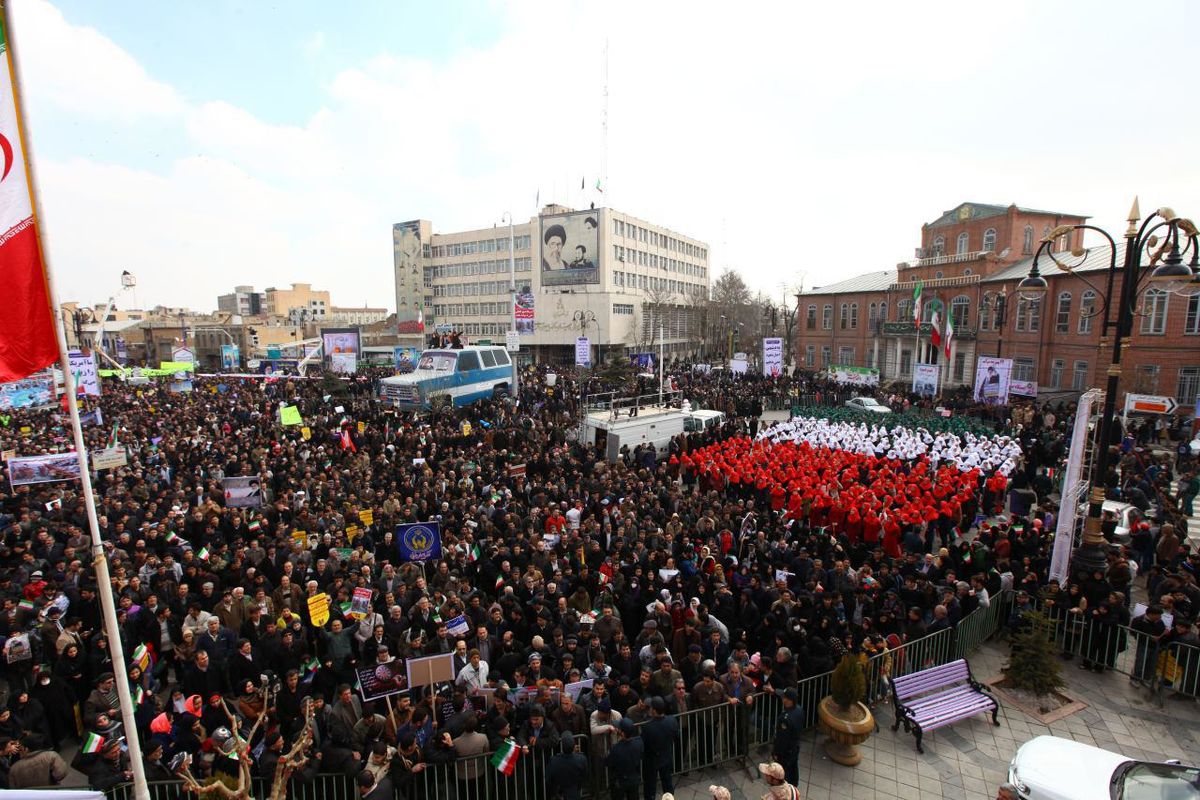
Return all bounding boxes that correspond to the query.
[601,38,608,204]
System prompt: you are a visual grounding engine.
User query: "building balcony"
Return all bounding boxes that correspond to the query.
[881,321,976,340]
[910,250,990,267]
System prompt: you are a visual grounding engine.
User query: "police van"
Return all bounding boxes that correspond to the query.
[380,345,514,409]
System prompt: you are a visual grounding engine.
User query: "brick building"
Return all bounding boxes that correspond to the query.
[795,201,1200,409]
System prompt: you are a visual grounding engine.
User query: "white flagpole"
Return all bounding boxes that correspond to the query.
[3,6,149,798]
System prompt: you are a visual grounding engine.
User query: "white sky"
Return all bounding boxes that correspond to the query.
[11,0,1200,312]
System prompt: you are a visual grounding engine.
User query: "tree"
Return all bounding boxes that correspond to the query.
[1003,610,1065,702]
[711,269,752,309]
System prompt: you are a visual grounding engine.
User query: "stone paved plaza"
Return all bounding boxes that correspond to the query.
[669,639,1200,800]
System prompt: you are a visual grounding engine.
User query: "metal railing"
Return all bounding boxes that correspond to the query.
[101,596,1012,800]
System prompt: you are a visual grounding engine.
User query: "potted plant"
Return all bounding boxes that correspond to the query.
[817,653,875,766]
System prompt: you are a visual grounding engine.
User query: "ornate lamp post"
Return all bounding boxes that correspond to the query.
[1015,198,1199,577]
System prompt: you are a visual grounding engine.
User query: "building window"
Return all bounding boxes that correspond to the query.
[1134,364,1160,394]
[932,236,945,257]
[951,295,970,327]
[868,303,877,328]
[900,349,912,376]
[1023,225,1034,255]
[983,228,997,252]
[821,345,832,367]
[1078,290,1096,334]
[865,348,876,369]
[956,232,970,255]
[850,303,859,329]
[1043,226,1054,252]
[613,303,634,315]
[879,302,887,324]
[1188,296,1200,335]
[805,345,815,367]
[953,351,966,382]
[1055,292,1072,333]
[1050,359,1065,389]
[1015,297,1041,332]
[897,299,910,322]
[839,303,849,330]
[934,271,944,279]
[922,299,937,324]
[806,305,817,330]
[978,294,992,331]
[1140,289,1168,334]
[1178,367,1200,407]
[822,305,833,330]
[1013,357,1036,382]
[1072,360,1089,390]
[839,346,854,365]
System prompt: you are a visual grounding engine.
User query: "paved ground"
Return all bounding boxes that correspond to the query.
[669,638,1200,800]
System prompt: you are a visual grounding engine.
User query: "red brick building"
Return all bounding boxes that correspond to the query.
[795,201,1200,409]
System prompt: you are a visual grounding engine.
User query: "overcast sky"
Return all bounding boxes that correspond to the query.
[13,0,1200,312]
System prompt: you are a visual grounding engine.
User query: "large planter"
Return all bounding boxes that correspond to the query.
[817,696,875,766]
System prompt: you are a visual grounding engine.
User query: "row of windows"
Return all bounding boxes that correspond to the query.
[613,303,634,315]
[613,271,704,296]
[612,219,707,260]
[429,236,531,258]
[433,280,515,298]
[432,302,511,317]
[612,246,708,278]
[432,322,510,337]
[928,224,1065,259]
[427,258,533,280]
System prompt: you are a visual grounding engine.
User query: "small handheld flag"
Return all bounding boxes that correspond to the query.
[491,739,521,775]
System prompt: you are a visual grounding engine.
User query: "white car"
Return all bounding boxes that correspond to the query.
[844,396,891,414]
[1008,735,1200,799]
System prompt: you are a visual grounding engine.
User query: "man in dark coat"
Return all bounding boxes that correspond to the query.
[605,718,643,800]
[640,697,678,800]
[772,688,805,787]
[546,732,588,800]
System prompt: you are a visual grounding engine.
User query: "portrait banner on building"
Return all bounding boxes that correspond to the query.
[829,365,879,387]
[396,521,442,562]
[321,328,361,357]
[67,350,100,396]
[394,221,426,335]
[514,286,535,335]
[912,363,940,398]
[7,453,81,487]
[973,356,1013,406]
[762,337,784,377]
[220,344,239,371]
[540,210,600,286]
[223,476,263,508]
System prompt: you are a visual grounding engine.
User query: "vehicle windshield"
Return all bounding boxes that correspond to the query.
[1118,762,1200,800]
[417,352,457,372]
[860,398,882,407]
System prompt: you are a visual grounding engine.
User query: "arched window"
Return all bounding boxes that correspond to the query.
[932,236,945,257]
[868,303,877,326]
[839,303,849,330]
[1023,225,1035,254]
[1078,291,1096,334]
[1055,292,1072,333]
[922,299,938,324]
[879,301,887,323]
[951,295,970,327]
[956,231,970,255]
[897,299,910,322]
[982,228,997,252]
[850,303,859,329]
[1044,226,1054,252]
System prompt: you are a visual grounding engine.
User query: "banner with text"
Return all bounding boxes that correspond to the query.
[829,365,879,386]
[762,337,783,377]
[973,356,1013,406]
[7,453,81,487]
[912,363,940,397]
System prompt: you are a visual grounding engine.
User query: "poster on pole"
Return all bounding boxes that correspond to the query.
[7,453,81,487]
[67,350,100,396]
[762,337,783,377]
[220,344,240,371]
[357,657,409,701]
[223,476,264,508]
[514,286,535,335]
[973,356,1013,406]
[1010,379,1038,398]
[575,337,591,367]
[406,653,455,690]
[912,364,940,398]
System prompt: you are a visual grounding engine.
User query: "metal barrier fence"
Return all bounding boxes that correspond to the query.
[101,596,1012,799]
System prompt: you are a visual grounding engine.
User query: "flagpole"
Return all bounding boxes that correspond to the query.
[2,6,149,799]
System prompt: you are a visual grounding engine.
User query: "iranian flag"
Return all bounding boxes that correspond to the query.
[944,310,955,359]
[82,732,104,754]
[490,739,521,775]
[911,280,923,326]
[197,546,210,561]
[929,305,942,349]
[0,14,58,382]
[467,543,480,562]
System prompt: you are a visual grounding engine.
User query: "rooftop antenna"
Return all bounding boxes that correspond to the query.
[600,37,608,206]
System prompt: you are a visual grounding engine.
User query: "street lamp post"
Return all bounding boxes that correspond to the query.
[981,292,1007,358]
[1016,198,1200,578]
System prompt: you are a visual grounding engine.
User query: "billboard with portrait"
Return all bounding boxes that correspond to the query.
[912,363,939,397]
[974,356,1013,406]
[223,476,264,508]
[393,221,426,335]
[540,210,600,286]
[321,328,361,358]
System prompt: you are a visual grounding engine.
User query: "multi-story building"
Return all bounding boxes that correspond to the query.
[793,201,1200,408]
[264,283,331,323]
[329,305,388,326]
[217,286,266,316]
[394,204,711,364]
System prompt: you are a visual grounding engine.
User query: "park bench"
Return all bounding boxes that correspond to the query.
[889,658,999,753]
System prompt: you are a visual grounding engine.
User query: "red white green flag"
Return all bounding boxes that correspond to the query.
[0,12,58,382]
[82,732,104,754]
[929,305,942,349]
[944,310,955,359]
[490,739,520,775]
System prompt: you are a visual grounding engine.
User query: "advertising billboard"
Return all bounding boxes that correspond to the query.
[974,356,1013,406]
[540,210,600,286]
[393,221,426,335]
[321,328,361,358]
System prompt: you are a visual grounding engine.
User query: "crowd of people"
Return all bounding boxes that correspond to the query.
[0,361,1193,799]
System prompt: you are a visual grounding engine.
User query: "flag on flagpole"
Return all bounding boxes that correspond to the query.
[911,281,923,325]
[491,739,521,775]
[944,308,955,360]
[595,178,604,193]
[929,303,942,349]
[82,732,104,754]
[108,422,119,449]
[0,16,56,382]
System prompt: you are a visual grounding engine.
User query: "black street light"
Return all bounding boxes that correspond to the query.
[980,292,1007,357]
[1015,198,1200,578]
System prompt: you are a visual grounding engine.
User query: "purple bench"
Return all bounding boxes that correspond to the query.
[889,658,999,752]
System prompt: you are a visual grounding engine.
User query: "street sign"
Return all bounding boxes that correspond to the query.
[1124,393,1178,416]
[505,330,520,352]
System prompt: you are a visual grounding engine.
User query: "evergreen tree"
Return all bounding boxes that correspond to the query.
[1003,610,1065,697]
